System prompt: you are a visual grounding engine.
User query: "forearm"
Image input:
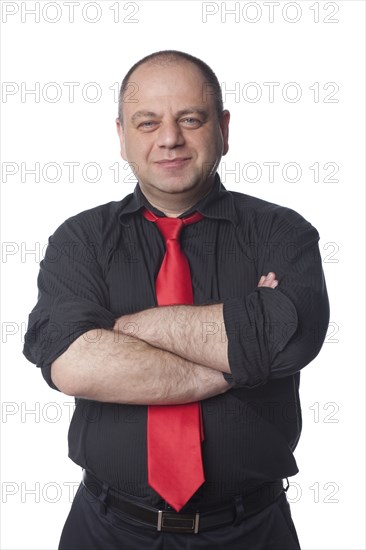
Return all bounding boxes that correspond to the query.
[51,328,230,404]
[114,304,230,373]
[113,274,280,373]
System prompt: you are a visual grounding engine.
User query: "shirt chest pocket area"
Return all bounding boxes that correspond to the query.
[188,237,259,302]
[105,243,157,315]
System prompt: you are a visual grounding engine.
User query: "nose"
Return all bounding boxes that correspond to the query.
[156,120,185,149]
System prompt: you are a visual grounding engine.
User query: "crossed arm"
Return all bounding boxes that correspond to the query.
[51,273,278,405]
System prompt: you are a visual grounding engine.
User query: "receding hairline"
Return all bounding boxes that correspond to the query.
[118,50,224,123]
[126,54,202,79]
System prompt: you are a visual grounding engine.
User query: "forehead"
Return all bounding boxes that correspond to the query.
[122,61,216,116]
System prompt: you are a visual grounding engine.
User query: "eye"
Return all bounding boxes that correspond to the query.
[180,117,202,128]
[138,121,158,131]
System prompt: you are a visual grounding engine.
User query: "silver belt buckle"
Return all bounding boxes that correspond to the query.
[157,510,200,534]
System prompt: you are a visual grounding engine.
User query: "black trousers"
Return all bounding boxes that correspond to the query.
[59,482,301,550]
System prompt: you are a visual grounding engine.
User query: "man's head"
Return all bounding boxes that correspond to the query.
[116,50,230,215]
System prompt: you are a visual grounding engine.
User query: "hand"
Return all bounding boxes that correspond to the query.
[257,272,278,289]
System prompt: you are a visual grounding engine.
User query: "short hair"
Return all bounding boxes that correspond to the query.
[117,50,223,124]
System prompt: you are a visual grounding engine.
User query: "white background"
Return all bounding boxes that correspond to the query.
[1,1,365,549]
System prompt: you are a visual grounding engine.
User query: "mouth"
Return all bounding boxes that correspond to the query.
[155,157,191,168]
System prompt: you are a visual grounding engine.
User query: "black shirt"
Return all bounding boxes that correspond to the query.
[23,174,330,510]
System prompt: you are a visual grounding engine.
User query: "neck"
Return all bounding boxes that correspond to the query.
[140,180,215,218]
[147,202,189,218]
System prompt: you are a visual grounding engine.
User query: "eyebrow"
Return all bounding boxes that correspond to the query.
[130,107,209,125]
[176,108,209,120]
[130,111,156,125]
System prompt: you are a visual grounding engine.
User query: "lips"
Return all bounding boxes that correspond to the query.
[155,157,191,167]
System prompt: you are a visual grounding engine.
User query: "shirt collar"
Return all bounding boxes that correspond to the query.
[118,173,238,227]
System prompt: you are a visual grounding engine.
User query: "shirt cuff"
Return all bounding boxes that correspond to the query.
[23,297,116,389]
[223,288,298,388]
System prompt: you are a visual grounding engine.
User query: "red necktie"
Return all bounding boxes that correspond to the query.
[143,207,204,512]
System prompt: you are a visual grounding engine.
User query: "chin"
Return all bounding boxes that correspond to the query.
[153,177,200,195]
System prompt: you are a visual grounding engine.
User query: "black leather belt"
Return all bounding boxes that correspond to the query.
[82,470,287,534]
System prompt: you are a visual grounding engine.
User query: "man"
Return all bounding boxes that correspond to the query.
[23,50,330,549]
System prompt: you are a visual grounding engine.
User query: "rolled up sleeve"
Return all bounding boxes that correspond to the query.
[23,216,115,390]
[223,210,330,388]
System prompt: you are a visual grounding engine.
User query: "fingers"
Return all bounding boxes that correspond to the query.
[257,272,278,289]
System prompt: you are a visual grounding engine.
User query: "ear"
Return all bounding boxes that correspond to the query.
[220,110,230,156]
[115,117,127,161]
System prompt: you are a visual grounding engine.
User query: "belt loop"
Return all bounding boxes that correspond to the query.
[98,481,109,515]
[233,495,245,526]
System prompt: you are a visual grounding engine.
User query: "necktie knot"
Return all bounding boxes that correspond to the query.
[143,208,203,243]
[155,217,183,242]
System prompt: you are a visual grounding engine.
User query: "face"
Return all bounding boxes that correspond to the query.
[116,60,230,214]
